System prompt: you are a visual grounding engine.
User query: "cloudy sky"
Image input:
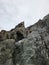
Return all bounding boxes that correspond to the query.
[0,0,49,30]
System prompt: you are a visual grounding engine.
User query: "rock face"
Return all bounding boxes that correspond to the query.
[0,39,15,65]
[0,22,26,41]
[0,14,49,65]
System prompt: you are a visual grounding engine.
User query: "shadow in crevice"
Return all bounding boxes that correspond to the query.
[12,31,24,65]
[16,31,24,41]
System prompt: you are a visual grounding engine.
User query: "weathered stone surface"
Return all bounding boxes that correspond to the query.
[0,22,26,42]
[0,39,15,65]
[0,14,49,65]
[14,14,49,65]
[15,29,49,65]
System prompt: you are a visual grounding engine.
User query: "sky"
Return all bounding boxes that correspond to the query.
[0,0,49,31]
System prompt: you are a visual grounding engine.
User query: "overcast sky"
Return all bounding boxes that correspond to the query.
[0,0,49,31]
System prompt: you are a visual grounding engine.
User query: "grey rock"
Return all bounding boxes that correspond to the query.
[0,14,49,65]
[14,14,49,65]
[0,39,15,65]
[15,29,49,65]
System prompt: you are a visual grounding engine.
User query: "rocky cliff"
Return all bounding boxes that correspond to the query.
[0,14,49,65]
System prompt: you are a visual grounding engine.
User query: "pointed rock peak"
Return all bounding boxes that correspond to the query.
[42,14,49,27]
[15,21,25,28]
[34,14,49,28]
[18,21,25,27]
[43,14,49,20]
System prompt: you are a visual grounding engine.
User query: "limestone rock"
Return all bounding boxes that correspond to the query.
[0,22,26,42]
[0,14,49,65]
[0,39,15,65]
[15,29,49,65]
[13,14,49,65]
